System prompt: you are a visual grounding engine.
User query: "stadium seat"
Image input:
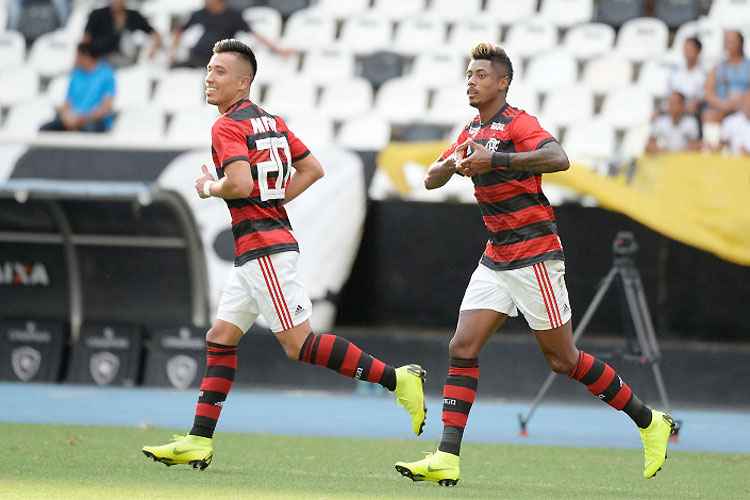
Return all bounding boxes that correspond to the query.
[244,45,300,86]
[392,17,447,55]
[447,19,501,53]
[263,79,318,116]
[539,86,594,129]
[28,30,75,78]
[152,69,206,112]
[563,120,616,164]
[142,0,203,18]
[242,7,283,40]
[504,19,558,60]
[622,124,650,159]
[62,3,90,41]
[595,0,643,28]
[616,18,669,62]
[601,87,654,128]
[299,48,355,84]
[0,66,40,106]
[370,0,425,20]
[428,0,483,21]
[285,114,335,148]
[708,0,750,28]
[310,0,370,18]
[483,0,537,26]
[670,19,723,65]
[0,31,26,68]
[166,106,218,146]
[43,74,69,107]
[4,101,55,139]
[637,60,670,97]
[337,14,393,54]
[113,67,152,111]
[506,83,539,115]
[563,22,616,61]
[524,50,578,93]
[538,0,594,28]
[374,77,428,123]
[359,50,405,89]
[281,8,336,51]
[338,115,391,151]
[654,0,700,30]
[581,56,633,94]
[318,78,373,120]
[409,50,465,86]
[268,0,312,18]
[427,84,476,125]
[111,107,165,142]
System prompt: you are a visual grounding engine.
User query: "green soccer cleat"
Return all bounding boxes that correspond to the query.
[142,434,214,470]
[394,364,427,436]
[639,410,675,479]
[395,450,460,487]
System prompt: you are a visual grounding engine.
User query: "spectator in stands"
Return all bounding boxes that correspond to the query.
[83,0,162,67]
[667,37,706,116]
[170,0,292,68]
[719,91,750,155]
[703,31,750,124]
[7,0,70,45]
[40,42,115,133]
[646,91,702,154]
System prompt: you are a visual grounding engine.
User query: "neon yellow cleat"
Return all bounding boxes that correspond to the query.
[394,364,427,436]
[142,434,214,470]
[639,410,675,479]
[395,450,460,487]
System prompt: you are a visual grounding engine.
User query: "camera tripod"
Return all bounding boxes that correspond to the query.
[518,232,681,438]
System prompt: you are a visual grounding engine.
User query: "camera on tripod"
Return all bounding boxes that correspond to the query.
[612,231,638,256]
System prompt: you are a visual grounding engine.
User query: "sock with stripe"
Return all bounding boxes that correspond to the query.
[438,357,479,456]
[189,341,237,438]
[569,350,652,428]
[297,333,396,391]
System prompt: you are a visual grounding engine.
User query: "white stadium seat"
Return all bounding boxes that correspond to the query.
[4,101,55,139]
[504,19,558,60]
[525,50,578,93]
[670,19,724,65]
[166,106,218,146]
[337,15,392,54]
[563,23,616,61]
[318,78,373,121]
[311,0,370,18]
[563,120,616,164]
[141,0,203,18]
[0,66,39,106]
[637,60,671,98]
[484,0,537,26]
[540,86,594,129]
[447,19,501,53]
[709,0,750,28]
[539,0,594,28]
[0,31,25,68]
[601,87,654,129]
[622,124,651,159]
[63,3,91,41]
[112,107,165,142]
[242,7,283,40]
[44,74,69,107]
[28,30,75,78]
[285,115,335,149]
[428,0,483,21]
[427,84,476,125]
[616,18,669,62]
[409,50,465,86]
[300,49,355,84]
[582,56,633,94]
[152,69,206,112]
[263,79,318,117]
[338,115,391,150]
[249,46,301,86]
[374,77,428,123]
[392,17,447,55]
[282,9,337,51]
[113,67,152,111]
[370,0,425,20]
[506,83,540,115]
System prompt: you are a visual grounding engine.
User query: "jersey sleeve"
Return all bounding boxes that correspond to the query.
[212,119,250,167]
[511,113,556,152]
[277,117,310,163]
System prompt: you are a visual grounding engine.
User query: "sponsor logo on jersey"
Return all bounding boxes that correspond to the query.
[490,121,505,131]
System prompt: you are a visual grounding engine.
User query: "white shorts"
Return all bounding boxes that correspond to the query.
[460,259,572,331]
[216,251,313,334]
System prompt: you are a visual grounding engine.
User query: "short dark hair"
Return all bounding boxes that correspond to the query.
[672,91,686,103]
[470,42,514,87]
[213,38,257,77]
[76,42,95,57]
[685,36,702,52]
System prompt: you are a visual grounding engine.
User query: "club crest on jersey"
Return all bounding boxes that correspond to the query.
[490,121,505,131]
[485,138,500,152]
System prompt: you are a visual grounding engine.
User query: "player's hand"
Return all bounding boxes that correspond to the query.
[195,164,216,199]
[456,139,493,177]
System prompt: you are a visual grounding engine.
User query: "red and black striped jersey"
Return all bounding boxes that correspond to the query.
[440,103,564,270]
[211,99,310,266]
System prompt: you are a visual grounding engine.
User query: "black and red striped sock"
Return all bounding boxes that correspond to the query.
[298,333,396,391]
[439,357,479,456]
[189,341,237,438]
[569,350,652,428]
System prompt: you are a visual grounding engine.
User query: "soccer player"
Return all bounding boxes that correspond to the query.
[393,43,674,487]
[142,39,426,470]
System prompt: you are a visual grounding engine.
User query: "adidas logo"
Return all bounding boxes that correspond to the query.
[294,304,304,316]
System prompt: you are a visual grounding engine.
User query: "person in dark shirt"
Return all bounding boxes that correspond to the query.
[83,0,162,66]
[170,0,292,68]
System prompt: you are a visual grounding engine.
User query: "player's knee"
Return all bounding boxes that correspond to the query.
[205,324,238,346]
[545,353,576,375]
[448,335,479,359]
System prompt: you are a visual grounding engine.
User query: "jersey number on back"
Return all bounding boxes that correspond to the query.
[256,136,292,201]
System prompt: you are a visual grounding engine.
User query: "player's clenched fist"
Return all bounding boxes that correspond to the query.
[455,139,493,177]
[195,164,216,199]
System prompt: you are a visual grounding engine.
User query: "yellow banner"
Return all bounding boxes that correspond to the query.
[378,144,750,266]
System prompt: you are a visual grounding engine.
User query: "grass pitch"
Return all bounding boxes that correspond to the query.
[1,423,748,499]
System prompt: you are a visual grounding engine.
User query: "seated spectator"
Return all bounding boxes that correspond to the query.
[7,0,70,45]
[719,91,750,155]
[40,42,115,133]
[646,91,701,154]
[667,37,706,116]
[703,31,750,124]
[171,0,292,68]
[83,0,162,67]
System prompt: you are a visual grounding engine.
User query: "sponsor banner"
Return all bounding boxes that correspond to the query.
[0,320,66,382]
[142,325,206,390]
[67,323,142,386]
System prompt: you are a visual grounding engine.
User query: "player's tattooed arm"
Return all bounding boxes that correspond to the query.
[424,157,457,189]
[456,140,569,176]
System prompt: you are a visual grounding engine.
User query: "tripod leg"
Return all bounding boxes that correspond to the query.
[518,267,619,435]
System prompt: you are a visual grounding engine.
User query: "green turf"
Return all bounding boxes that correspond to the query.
[0,423,748,499]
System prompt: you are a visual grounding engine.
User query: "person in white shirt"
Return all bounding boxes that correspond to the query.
[646,91,702,154]
[668,37,706,115]
[720,91,750,155]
